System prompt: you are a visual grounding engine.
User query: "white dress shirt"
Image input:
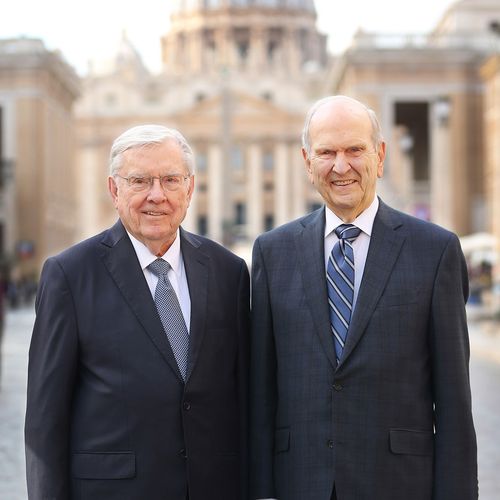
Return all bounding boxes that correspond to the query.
[324,196,379,313]
[127,230,191,331]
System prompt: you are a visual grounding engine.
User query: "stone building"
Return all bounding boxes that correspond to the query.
[0,38,79,277]
[480,51,500,296]
[327,0,500,237]
[2,0,500,293]
[75,0,328,248]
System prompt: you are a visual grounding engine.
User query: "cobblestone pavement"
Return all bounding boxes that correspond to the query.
[0,307,32,500]
[468,319,500,499]
[1,307,499,499]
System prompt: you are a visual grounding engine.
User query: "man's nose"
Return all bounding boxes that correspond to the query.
[332,152,351,175]
[147,178,167,201]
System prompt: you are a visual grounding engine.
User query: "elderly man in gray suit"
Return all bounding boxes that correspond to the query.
[249,95,477,500]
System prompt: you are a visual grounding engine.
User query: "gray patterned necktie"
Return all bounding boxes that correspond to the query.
[327,224,361,365]
[148,258,189,380]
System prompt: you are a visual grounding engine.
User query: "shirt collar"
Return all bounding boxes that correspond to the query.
[127,230,182,275]
[324,196,379,239]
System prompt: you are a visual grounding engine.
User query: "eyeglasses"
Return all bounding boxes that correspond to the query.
[116,174,190,192]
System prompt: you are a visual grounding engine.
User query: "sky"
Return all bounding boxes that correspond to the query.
[1,0,457,76]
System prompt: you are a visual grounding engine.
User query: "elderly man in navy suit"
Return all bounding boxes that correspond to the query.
[250,96,477,500]
[25,125,250,500]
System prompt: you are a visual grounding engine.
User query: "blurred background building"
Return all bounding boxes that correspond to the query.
[0,38,79,286]
[0,0,499,309]
[327,0,499,235]
[75,0,328,251]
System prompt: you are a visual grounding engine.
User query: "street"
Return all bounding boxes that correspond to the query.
[1,307,499,499]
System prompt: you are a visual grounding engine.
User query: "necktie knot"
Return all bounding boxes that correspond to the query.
[148,258,171,277]
[335,224,361,242]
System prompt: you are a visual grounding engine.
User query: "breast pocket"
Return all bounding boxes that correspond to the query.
[378,289,420,307]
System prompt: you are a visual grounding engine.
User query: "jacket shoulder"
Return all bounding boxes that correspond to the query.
[255,209,321,245]
[45,228,111,267]
[181,229,247,269]
[379,202,458,244]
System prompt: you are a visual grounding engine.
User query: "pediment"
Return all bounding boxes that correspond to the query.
[170,90,299,122]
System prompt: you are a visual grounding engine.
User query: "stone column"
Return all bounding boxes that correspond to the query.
[274,142,289,226]
[182,176,198,234]
[216,27,229,69]
[207,143,223,242]
[289,28,302,76]
[247,143,263,240]
[249,27,265,74]
[190,29,203,74]
[0,97,17,257]
[77,145,101,241]
[291,142,306,219]
[430,98,453,231]
[392,125,414,214]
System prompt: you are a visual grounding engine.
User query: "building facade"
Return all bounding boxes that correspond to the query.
[75,0,328,248]
[0,38,79,278]
[481,51,500,296]
[327,0,500,237]
[1,0,499,293]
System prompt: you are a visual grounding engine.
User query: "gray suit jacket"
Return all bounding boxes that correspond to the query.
[250,200,477,500]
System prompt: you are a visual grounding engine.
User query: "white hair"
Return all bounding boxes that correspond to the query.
[109,124,195,176]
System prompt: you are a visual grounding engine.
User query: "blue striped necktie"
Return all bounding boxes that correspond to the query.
[148,258,189,380]
[327,224,361,365]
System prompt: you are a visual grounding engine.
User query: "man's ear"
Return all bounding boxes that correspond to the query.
[302,148,314,181]
[302,147,312,173]
[108,176,119,208]
[187,175,195,205]
[377,142,386,178]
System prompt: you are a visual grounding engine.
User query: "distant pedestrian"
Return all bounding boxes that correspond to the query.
[0,270,7,385]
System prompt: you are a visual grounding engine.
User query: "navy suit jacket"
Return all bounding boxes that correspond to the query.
[25,220,250,500]
[250,200,477,500]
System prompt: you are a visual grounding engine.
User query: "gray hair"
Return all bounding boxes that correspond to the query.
[109,124,195,176]
[301,96,384,156]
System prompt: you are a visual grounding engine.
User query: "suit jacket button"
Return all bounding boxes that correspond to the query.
[327,439,334,449]
[183,402,191,411]
[333,383,343,391]
[179,448,187,459]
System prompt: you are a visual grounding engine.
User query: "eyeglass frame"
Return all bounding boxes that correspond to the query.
[114,173,191,192]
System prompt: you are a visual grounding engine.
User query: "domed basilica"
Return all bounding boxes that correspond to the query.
[75,0,328,247]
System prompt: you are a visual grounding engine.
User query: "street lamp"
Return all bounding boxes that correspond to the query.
[434,96,451,127]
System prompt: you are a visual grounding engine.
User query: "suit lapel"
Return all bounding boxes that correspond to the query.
[339,201,406,367]
[100,220,184,381]
[296,208,337,370]
[179,228,209,382]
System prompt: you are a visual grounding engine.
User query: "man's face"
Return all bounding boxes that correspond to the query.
[108,140,194,255]
[303,99,385,222]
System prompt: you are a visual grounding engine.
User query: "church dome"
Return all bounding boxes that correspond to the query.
[171,0,316,14]
[164,0,325,79]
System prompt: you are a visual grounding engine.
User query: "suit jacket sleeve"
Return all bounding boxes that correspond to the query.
[249,237,278,499]
[430,234,478,499]
[25,257,78,500]
[237,259,251,500]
